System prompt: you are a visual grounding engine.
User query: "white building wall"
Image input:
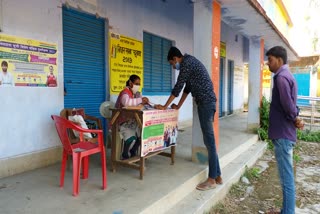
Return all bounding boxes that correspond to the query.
[221,22,245,113]
[0,0,64,160]
[310,67,318,97]
[0,0,193,161]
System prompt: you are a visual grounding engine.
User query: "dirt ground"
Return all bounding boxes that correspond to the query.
[210,141,320,214]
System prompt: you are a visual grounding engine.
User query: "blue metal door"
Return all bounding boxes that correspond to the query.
[292,72,310,106]
[219,57,225,117]
[227,60,234,115]
[63,7,106,125]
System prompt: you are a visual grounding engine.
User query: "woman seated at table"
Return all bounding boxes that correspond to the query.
[115,74,149,159]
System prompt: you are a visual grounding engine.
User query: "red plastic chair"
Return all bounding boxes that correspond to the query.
[51,115,107,196]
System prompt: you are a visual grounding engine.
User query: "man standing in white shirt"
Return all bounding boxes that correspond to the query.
[0,61,15,87]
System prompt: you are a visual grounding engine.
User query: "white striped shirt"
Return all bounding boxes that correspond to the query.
[120,93,142,107]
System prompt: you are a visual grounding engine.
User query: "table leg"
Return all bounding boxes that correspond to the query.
[140,156,145,180]
[171,146,175,165]
[111,126,117,173]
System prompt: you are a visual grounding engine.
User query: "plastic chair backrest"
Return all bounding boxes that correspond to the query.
[60,108,85,119]
[59,108,88,143]
[51,115,77,154]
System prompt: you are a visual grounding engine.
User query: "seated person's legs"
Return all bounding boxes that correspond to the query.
[122,136,137,159]
[119,119,139,159]
[130,137,140,157]
[130,125,142,156]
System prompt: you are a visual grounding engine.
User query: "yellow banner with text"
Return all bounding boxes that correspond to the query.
[109,33,143,95]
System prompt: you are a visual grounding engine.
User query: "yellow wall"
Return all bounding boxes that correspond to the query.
[258,0,292,38]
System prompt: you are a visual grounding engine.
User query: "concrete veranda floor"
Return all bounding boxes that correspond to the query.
[0,112,258,214]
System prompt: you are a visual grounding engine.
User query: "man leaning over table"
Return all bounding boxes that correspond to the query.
[154,47,223,191]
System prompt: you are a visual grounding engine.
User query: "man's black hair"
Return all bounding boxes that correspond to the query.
[1,61,8,67]
[167,47,183,61]
[266,46,287,64]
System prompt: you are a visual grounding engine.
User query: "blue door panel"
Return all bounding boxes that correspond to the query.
[63,7,106,126]
[293,73,310,106]
[227,60,234,115]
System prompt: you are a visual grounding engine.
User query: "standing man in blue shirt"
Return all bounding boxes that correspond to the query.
[266,46,304,214]
[155,47,222,190]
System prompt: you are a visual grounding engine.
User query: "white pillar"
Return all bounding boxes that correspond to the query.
[192,1,212,163]
[247,37,261,130]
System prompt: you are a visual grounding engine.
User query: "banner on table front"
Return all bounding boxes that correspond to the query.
[0,34,58,87]
[109,32,143,95]
[141,109,179,157]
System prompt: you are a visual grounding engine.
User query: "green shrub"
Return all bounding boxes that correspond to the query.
[256,96,320,163]
[297,129,320,142]
[244,166,260,181]
[257,96,320,144]
[257,96,273,150]
[259,96,270,130]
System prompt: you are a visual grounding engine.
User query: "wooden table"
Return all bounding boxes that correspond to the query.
[109,108,175,179]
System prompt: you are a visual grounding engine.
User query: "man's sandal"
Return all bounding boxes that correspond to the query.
[196,181,217,191]
[215,176,223,185]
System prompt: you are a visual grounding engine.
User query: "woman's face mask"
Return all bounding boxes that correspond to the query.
[131,84,140,94]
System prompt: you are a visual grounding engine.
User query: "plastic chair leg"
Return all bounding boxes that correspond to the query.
[72,153,81,196]
[60,151,68,187]
[82,156,89,179]
[101,147,107,189]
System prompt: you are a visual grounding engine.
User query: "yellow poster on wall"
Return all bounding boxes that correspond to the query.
[0,34,58,87]
[109,32,143,95]
[262,66,271,88]
[220,41,226,58]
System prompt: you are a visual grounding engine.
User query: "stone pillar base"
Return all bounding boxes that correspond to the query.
[192,146,208,164]
[247,123,259,132]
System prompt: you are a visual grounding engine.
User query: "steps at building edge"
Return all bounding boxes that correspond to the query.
[139,135,262,214]
[167,140,267,214]
[219,135,258,169]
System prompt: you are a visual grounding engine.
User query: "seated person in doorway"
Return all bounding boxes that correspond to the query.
[115,74,149,159]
